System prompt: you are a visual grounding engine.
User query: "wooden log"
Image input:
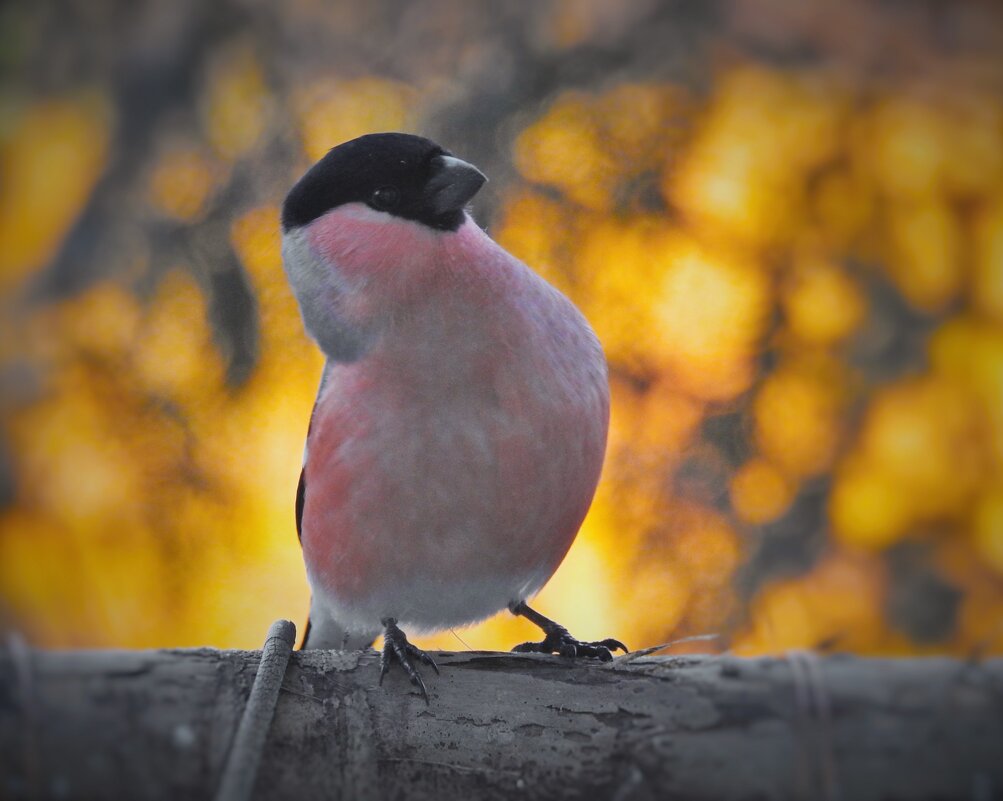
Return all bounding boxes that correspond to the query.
[1,645,1001,800]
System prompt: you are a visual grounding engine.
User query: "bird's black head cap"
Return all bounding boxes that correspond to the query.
[281,133,486,233]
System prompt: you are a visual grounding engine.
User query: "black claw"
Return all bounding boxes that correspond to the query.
[509,603,628,661]
[379,618,436,704]
[407,642,440,675]
[511,630,626,660]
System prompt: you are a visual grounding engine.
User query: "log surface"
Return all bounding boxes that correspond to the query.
[1,646,1002,800]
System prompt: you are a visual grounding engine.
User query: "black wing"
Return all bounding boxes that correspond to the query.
[296,363,330,545]
[298,365,330,650]
[295,468,306,543]
[296,466,309,648]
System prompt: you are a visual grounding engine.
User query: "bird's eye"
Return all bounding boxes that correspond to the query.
[370,186,401,211]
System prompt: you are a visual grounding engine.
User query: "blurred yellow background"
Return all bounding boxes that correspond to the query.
[1,1,1001,656]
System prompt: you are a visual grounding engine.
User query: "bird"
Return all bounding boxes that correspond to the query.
[280,132,626,703]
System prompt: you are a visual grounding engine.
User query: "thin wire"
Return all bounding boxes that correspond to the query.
[449,627,473,650]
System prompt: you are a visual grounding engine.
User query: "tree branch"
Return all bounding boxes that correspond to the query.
[1,639,1001,800]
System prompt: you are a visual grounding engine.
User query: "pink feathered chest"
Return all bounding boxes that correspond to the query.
[297,216,609,618]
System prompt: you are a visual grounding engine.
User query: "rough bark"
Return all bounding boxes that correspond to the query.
[1,646,1001,801]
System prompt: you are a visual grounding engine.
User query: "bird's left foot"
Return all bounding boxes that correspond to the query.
[379,618,439,704]
[508,601,627,662]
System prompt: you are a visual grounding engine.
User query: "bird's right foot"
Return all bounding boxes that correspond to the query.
[379,618,439,704]
[508,601,627,662]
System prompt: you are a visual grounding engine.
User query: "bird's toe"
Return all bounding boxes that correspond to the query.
[379,618,436,704]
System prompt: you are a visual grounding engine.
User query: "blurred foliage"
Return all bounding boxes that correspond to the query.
[1,0,1002,655]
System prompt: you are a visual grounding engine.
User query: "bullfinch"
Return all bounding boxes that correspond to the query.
[280,133,626,703]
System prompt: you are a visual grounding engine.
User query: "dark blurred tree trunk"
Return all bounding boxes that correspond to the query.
[1,647,1001,800]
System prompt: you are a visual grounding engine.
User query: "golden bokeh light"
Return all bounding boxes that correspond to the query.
[731,458,794,525]
[830,456,912,551]
[576,217,673,372]
[754,359,844,478]
[886,197,963,313]
[972,491,1003,577]
[669,68,843,249]
[782,255,866,346]
[734,553,886,654]
[867,97,949,200]
[293,78,415,164]
[495,189,576,291]
[928,317,1003,473]
[0,95,111,292]
[514,92,619,212]
[134,269,225,397]
[147,147,218,222]
[832,376,984,551]
[652,237,770,401]
[203,43,272,160]
[973,197,1003,321]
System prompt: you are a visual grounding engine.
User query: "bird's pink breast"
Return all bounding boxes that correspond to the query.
[299,215,608,630]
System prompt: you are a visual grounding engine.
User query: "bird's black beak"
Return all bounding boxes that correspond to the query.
[425,154,487,216]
